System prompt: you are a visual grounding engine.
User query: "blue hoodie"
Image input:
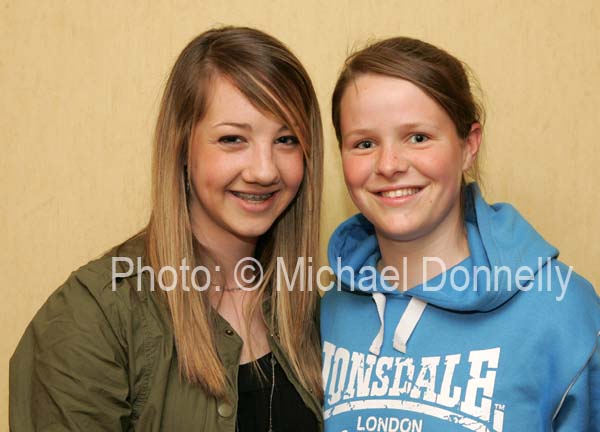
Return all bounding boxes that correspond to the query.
[321,184,599,432]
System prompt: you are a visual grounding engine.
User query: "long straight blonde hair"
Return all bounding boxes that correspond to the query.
[144,27,323,400]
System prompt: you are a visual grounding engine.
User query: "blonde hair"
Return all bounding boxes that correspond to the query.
[144,27,323,399]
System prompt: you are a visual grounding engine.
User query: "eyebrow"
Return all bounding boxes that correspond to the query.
[213,122,291,133]
[343,128,374,141]
[343,122,440,141]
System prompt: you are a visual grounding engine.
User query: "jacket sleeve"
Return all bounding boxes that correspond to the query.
[553,333,600,432]
[10,273,132,431]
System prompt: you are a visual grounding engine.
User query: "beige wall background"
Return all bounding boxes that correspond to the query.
[2,0,599,426]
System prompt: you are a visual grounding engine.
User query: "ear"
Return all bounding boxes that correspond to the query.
[462,122,482,171]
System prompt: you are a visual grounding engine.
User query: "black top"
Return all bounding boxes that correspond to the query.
[236,352,318,432]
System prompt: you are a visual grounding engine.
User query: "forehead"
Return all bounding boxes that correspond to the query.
[203,75,263,119]
[202,74,295,131]
[340,74,450,128]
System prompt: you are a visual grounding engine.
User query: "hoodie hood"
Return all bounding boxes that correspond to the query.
[328,183,559,312]
[328,183,559,355]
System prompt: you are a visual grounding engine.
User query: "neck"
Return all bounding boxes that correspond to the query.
[377,207,470,291]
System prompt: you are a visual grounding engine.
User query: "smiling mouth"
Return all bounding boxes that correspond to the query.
[231,191,276,202]
[379,187,422,198]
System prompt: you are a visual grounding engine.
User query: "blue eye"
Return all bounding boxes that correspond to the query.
[276,135,299,145]
[219,135,244,144]
[409,134,428,144]
[356,140,375,149]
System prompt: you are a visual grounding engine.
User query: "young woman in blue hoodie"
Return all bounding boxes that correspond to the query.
[321,37,599,432]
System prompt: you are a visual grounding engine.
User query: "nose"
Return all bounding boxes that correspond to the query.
[375,142,409,178]
[242,142,280,185]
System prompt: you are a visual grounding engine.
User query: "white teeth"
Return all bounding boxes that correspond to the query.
[380,188,420,198]
[233,191,274,202]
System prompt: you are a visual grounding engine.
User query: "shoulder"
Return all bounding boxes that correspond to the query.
[512,260,600,367]
[72,232,149,306]
[9,233,164,428]
[22,232,164,355]
[528,260,599,325]
[509,259,600,336]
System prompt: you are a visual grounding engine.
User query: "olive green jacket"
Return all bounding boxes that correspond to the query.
[10,236,323,431]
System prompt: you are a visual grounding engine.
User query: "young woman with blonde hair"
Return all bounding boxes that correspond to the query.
[11,27,323,431]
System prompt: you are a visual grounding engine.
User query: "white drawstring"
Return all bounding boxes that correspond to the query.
[369,293,428,356]
[369,293,387,356]
[393,297,427,353]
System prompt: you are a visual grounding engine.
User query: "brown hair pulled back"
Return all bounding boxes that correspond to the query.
[332,37,484,183]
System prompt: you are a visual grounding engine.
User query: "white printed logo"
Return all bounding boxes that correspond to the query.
[322,342,505,431]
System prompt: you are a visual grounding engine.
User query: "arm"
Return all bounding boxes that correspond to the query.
[10,273,132,431]
[553,333,600,432]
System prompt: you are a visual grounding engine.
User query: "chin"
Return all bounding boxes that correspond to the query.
[230,223,273,241]
[373,220,427,242]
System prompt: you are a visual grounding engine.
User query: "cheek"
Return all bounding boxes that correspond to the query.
[342,155,370,190]
[191,150,235,189]
[419,150,464,184]
[279,151,305,190]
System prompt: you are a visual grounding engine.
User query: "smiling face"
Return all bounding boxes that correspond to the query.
[188,74,304,245]
[339,73,480,245]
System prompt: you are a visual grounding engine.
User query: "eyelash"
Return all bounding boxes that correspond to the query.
[218,135,299,145]
[355,140,375,149]
[354,134,429,149]
[409,134,429,144]
[218,135,244,145]
[275,135,300,145]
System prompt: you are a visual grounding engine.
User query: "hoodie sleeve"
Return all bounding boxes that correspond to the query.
[9,273,132,431]
[553,333,600,432]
